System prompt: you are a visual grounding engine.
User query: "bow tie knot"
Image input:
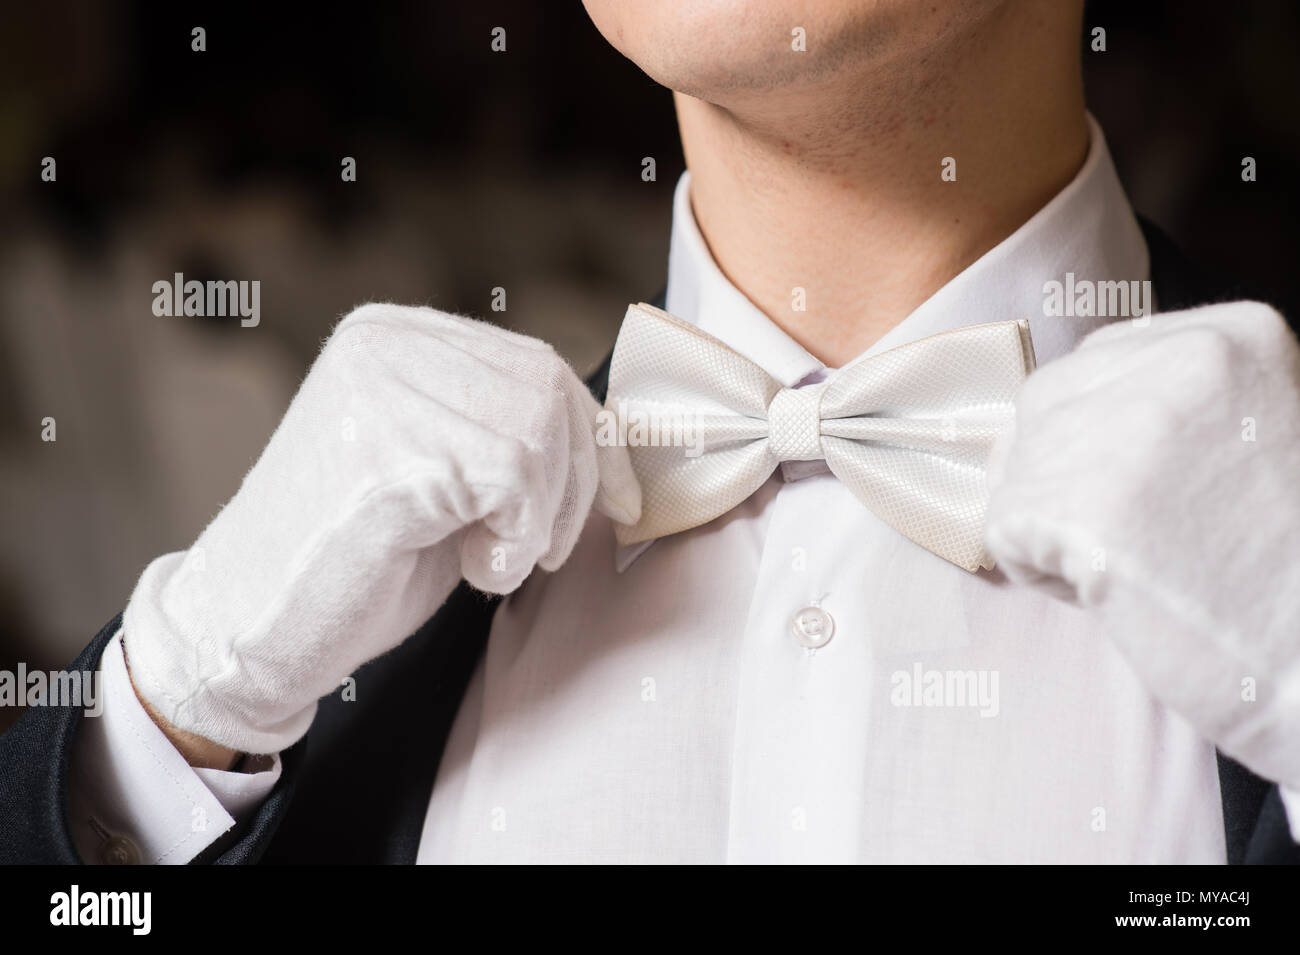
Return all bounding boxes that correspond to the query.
[766,386,825,462]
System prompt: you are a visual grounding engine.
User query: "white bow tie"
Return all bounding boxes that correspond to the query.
[602,303,1036,572]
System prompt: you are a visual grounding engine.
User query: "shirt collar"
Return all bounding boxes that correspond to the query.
[617,112,1148,570]
[856,112,1149,367]
[666,113,1148,372]
[665,174,825,388]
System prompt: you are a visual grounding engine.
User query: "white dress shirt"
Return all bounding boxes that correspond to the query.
[71,115,1274,863]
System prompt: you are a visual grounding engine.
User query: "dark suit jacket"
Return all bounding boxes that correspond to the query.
[2,218,1298,865]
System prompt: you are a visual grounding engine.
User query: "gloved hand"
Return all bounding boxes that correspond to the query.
[123,303,641,754]
[984,301,1300,792]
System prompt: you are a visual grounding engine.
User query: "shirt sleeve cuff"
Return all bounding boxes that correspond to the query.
[66,629,281,864]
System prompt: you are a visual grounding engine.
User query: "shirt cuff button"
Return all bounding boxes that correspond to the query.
[99,835,141,865]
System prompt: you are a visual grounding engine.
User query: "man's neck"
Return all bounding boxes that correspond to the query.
[675,1,1089,368]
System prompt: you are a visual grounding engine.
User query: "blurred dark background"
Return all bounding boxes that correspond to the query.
[2,0,1298,720]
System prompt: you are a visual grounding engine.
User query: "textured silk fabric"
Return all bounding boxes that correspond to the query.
[608,304,1035,571]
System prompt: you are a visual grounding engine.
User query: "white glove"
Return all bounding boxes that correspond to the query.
[985,301,1300,791]
[123,303,641,754]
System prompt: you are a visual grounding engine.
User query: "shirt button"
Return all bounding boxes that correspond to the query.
[791,605,834,649]
[100,836,140,866]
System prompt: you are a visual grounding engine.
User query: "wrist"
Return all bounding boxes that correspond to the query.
[121,639,241,771]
